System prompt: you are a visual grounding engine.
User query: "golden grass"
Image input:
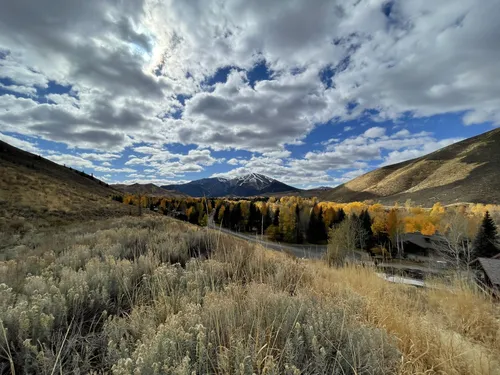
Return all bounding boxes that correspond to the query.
[307,264,500,374]
[0,162,130,232]
[0,215,499,374]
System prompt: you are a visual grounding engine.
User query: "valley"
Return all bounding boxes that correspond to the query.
[1,131,500,375]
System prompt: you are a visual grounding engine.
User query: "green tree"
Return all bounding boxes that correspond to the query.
[307,205,328,244]
[333,208,346,225]
[230,203,242,231]
[358,210,373,250]
[248,201,260,232]
[473,211,498,258]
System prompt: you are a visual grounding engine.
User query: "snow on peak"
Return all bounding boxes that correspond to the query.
[232,173,275,188]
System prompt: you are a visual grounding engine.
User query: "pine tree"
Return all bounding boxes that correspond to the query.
[473,211,498,258]
[230,203,242,231]
[307,205,328,244]
[248,202,260,232]
[334,208,346,225]
[223,203,231,228]
[307,205,319,243]
[358,210,373,250]
[317,207,328,243]
[295,204,304,244]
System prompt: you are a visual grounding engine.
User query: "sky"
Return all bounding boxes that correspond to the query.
[0,0,498,189]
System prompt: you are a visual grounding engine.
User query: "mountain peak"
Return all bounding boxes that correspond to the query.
[162,173,297,197]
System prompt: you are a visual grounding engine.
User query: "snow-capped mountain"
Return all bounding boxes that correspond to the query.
[162,173,299,197]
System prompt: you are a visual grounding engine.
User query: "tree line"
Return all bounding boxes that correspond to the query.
[116,194,499,264]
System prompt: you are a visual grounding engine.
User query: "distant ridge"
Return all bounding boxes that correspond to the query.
[162,173,299,197]
[112,183,187,198]
[320,128,500,205]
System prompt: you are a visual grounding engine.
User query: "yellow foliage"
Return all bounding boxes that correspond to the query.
[421,221,437,235]
[368,203,384,213]
[430,202,445,217]
[371,216,386,236]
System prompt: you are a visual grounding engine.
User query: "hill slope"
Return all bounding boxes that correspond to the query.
[112,183,187,198]
[0,140,128,229]
[320,128,500,205]
[163,173,300,197]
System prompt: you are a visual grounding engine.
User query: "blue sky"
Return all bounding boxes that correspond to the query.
[0,0,498,188]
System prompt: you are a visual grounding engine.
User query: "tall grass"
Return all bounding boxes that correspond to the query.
[0,215,498,374]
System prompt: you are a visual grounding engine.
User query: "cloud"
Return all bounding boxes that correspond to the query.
[44,153,94,169]
[79,152,121,161]
[177,149,218,166]
[180,69,340,151]
[363,127,386,138]
[1,0,498,186]
[381,138,463,166]
[93,166,136,173]
[0,133,39,153]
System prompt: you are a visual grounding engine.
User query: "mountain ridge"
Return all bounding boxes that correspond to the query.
[112,183,187,198]
[0,139,129,228]
[319,128,500,205]
[162,173,299,197]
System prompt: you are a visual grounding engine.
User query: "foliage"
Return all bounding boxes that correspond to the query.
[2,215,500,374]
[473,211,499,258]
[119,194,500,260]
[307,204,328,244]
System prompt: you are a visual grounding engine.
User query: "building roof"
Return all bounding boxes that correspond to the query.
[477,257,500,286]
[401,233,443,250]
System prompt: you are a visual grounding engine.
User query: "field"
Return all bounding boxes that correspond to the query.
[1,214,499,374]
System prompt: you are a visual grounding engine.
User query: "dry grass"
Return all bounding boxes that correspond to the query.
[0,216,499,374]
[322,127,500,205]
[0,163,131,234]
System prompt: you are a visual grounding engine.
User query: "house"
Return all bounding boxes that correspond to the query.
[469,256,500,297]
[400,233,444,256]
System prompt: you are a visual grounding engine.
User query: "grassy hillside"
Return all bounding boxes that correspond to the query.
[0,140,129,230]
[321,128,500,205]
[112,183,187,198]
[0,215,498,374]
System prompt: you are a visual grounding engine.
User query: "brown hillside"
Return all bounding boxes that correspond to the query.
[112,183,187,198]
[321,128,500,205]
[0,140,129,229]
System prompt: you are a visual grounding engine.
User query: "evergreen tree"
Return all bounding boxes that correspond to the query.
[307,205,328,244]
[473,211,498,258]
[307,206,318,243]
[230,203,242,231]
[223,203,231,228]
[262,205,272,233]
[358,210,373,250]
[317,207,328,243]
[334,208,346,225]
[248,202,260,232]
[295,204,304,244]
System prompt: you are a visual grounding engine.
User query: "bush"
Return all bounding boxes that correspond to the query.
[1,215,498,374]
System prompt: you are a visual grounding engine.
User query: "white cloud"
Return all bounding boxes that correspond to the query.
[0,0,497,186]
[93,166,136,173]
[363,126,386,138]
[44,153,94,169]
[79,152,121,161]
[0,133,39,153]
[381,138,463,166]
